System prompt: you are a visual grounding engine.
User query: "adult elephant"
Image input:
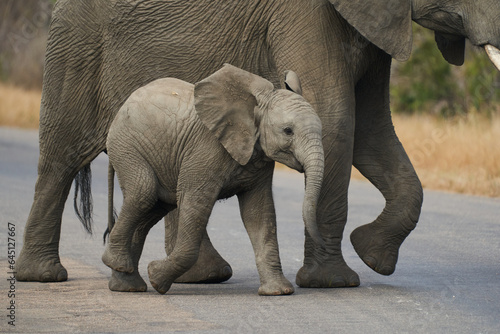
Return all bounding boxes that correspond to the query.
[17,0,500,287]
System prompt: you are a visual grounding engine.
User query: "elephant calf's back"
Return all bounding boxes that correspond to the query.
[110,78,197,137]
[107,77,203,179]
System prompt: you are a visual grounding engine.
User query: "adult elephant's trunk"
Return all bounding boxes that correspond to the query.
[296,134,326,249]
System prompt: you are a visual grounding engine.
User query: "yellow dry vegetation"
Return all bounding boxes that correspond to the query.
[1,83,499,197]
[0,83,41,128]
[352,112,500,197]
[394,112,500,197]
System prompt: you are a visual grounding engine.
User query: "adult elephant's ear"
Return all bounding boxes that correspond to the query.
[194,64,273,165]
[435,32,465,66]
[330,0,412,61]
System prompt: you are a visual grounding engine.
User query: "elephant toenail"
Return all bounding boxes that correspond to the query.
[222,265,232,276]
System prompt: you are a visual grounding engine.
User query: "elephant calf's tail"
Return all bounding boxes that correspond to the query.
[73,164,94,234]
[103,162,117,244]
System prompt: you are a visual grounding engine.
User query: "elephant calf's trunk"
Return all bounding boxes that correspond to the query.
[300,139,326,250]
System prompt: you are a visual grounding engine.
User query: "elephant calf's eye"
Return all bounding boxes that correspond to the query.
[283,127,294,136]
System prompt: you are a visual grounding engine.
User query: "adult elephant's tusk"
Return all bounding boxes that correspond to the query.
[485,44,500,71]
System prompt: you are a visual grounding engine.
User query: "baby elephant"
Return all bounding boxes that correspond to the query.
[102,64,325,295]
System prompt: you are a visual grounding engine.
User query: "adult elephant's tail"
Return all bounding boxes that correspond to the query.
[73,164,93,234]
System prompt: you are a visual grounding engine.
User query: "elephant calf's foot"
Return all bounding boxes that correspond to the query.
[258,277,295,296]
[16,251,68,282]
[174,248,232,284]
[108,270,148,292]
[296,258,360,288]
[101,246,134,274]
[350,222,409,276]
[148,260,175,294]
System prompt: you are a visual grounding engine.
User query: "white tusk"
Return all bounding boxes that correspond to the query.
[485,44,500,71]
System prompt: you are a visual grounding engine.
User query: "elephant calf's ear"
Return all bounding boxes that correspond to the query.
[284,70,303,96]
[194,65,260,165]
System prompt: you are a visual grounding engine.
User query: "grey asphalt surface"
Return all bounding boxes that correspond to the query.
[0,126,499,333]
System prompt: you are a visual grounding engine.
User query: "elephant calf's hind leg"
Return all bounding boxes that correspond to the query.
[103,201,158,274]
[108,205,169,292]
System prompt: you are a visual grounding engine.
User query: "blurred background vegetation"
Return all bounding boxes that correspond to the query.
[1,1,499,116]
[391,24,500,117]
[0,0,53,89]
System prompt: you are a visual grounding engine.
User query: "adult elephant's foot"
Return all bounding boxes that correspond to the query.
[108,270,148,292]
[173,244,232,284]
[16,251,68,282]
[258,277,295,296]
[296,256,360,288]
[350,220,411,276]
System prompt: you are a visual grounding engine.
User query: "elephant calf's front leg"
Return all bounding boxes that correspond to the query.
[238,186,294,296]
[164,209,233,284]
[148,194,214,294]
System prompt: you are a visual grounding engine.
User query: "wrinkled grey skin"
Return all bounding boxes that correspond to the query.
[17,0,500,287]
[102,65,324,295]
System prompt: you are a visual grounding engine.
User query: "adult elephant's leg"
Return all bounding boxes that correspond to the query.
[16,14,106,281]
[269,2,365,287]
[17,132,105,282]
[16,164,75,282]
[295,113,360,288]
[351,53,423,275]
[164,209,233,283]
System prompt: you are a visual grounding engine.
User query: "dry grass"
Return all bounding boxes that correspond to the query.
[399,112,500,197]
[352,112,500,197]
[0,83,41,128]
[1,83,499,197]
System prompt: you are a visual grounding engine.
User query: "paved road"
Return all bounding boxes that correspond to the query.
[0,126,499,333]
